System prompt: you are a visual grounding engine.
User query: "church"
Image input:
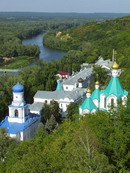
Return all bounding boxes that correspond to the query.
[0,83,41,141]
[79,61,128,115]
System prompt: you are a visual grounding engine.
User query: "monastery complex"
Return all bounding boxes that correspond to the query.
[0,57,128,141]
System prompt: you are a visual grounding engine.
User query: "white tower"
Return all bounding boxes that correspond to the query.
[91,81,100,108]
[8,83,29,123]
[78,78,83,88]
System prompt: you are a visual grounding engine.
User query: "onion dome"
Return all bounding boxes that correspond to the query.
[56,80,63,91]
[112,62,119,69]
[87,87,91,93]
[95,81,100,85]
[78,77,83,83]
[12,83,24,93]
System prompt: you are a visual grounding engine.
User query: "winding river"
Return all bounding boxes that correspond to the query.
[22,32,66,61]
[0,32,66,75]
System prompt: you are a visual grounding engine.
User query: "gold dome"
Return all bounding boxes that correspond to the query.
[112,62,119,69]
[95,81,100,85]
[86,87,91,93]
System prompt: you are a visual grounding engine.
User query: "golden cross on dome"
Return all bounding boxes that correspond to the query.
[96,74,99,80]
[95,74,99,85]
[115,50,117,62]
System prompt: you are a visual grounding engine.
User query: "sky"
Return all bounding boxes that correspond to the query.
[0,0,130,13]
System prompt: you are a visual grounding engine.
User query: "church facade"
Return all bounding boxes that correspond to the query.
[0,83,41,141]
[79,62,128,115]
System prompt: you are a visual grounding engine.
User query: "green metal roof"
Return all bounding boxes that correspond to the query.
[80,97,97,111]
[91,89,100,101]
[101,77,128,98]
[56,80,63,91]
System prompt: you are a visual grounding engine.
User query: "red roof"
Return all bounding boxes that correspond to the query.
[58,72,69,75]
[62,77,67,79]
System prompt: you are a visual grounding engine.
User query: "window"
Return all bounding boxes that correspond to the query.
[61,104,62,107]
[45,100,47,104]
[118,98,122,105]
[66,87,68,90]
[111,98,114,108]
[104,97,106,108]
[15,109,18,117]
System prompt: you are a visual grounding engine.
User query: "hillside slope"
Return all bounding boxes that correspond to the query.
[44,16,130,100]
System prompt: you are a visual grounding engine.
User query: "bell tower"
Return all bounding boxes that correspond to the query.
[8,83,29,123]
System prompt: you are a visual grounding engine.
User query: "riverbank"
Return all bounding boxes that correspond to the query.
[22,32,66,61]
[0,33,66,70]
[0,56,35,69]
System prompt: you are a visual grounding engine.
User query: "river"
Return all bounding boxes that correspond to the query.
[0,33,66,75]
[22,33,66,61]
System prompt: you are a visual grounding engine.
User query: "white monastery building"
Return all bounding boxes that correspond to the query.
[30,67,93,117]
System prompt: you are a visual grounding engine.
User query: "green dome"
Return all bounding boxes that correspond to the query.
[56,80,63,91]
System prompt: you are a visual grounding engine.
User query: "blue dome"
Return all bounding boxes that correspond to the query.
[13,83,24,93]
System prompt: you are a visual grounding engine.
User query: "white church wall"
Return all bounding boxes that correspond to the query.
[121,96,127,106]
[83,109,90,114]
[30,110,41,115]
[100,94,106,109]
[79,107,83,115]
[8,117,24,123]
[91,109,97,113]
[8,105,29,123]
[106,95,117,110]
[12,92,25,106]
[93,99,99,108]
[59,102,69,112]
[9,134,16,139]
[34,98,55,105]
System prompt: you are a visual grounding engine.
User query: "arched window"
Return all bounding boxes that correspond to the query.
[104,97,106,108]
[111,98,114,108]
[118,98,122,105]
[15,109,18,117]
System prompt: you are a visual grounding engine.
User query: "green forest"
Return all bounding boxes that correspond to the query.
[0,13,85,68]
[0,13,130,172]
[43,15,130,100]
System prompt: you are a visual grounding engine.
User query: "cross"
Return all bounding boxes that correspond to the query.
[87,80,90,87]
[96,74,99,81]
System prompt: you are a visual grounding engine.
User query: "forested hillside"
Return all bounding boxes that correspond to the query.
[44,15,130,64]
[44,15,130,100]
[1,108,130,172]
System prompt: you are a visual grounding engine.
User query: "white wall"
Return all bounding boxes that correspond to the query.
[93,99,99,108]
[12,92,25,106]
[121,96,127,106]
[34,98,55,104]
[100,94,106,109]
[63,84,75,91]
[8,105,29,123]
[106,95,117,110]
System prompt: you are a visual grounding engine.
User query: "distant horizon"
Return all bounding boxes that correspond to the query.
[0,11,130,14]
[0,0,130,14]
